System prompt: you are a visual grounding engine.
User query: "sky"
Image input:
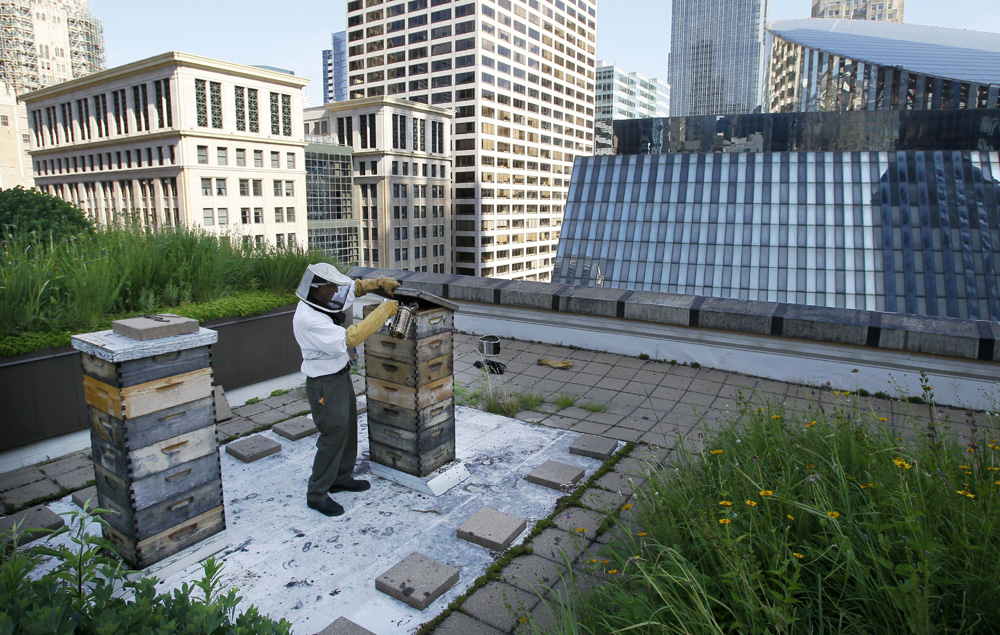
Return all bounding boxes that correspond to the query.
[90,0,1000,105]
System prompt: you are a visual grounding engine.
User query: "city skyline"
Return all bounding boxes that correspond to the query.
[90,0,1000,105]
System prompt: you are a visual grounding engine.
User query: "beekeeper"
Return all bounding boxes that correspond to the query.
[292,263,400,517]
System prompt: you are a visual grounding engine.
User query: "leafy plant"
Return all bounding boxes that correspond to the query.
[554,393,577,410]
[579,402,607,413]
[0,186,94,239]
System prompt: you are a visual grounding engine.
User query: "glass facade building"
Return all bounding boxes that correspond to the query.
[767,19,1000,113]
[555,111,1000,320]
[668,0,767,117]
[321,31,348,104]
[306,141,359,265]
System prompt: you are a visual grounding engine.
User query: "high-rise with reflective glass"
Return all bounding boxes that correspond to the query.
[346,0,597,281]
[811,0,903,22]
[668,0,767,117]
[322,31,349,104]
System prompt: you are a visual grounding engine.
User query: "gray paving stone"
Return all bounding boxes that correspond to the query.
[216,418,257,442]
[72,485,97,511]
[460,581,539,632]
[277,400,311,416]
[570,421,611,436]
[272,415,319,441]
[214,386,233,422]
[435,612,506,635]
[529,528,590,565]
[552,507,605,537]
[613,457,652,477]
[569,434,618,460]
[224,435,282,463]
[248,409,287,426]
[514,410,547,423]
[593,472,645,497]
[524,460,585,491]
[0,466,46,493]
[538,415,579,430]
[501,554,564,594]
[1,479,61,509]
[579,487,628,513]
[457,507,526,551]
[231,401,270,417]
[51,465,94,490]
[39,453,91,478]
[375,552,459,611]
[0,505,64,544]
[316,616,377,635]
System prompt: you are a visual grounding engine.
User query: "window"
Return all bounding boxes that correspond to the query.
[210,81,222,128]
[286,152,295,169]
[252,179,262,196]
[239,179,249,196]
[254,149,263,167]
[197,145,208,164]
[195,79,207,126]
[271,151,280,168]
[0,115,7,126]
[203,208,214,225]
[285,181,294,196]
[288,233,296,247]
[275,207,284,223]
[201,178,212,195]
[236,148,246,166]
[276,234,285,248]
[273,180,283,196]
[217,208,228,225]
[241,208,251,224]
[253,207,263,223]
[216,178,227,195]
[217,147,227,165]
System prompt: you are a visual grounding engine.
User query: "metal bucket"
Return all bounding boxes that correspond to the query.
[478,335,501,356]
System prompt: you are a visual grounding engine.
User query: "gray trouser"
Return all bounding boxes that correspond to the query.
[305,369,358,503]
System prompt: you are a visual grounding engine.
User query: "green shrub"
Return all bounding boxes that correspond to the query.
[0,186,94,239]
[562,392,1000,634]
[0,506,290,634]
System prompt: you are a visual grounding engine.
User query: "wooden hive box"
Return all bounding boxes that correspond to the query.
[72,328,225,569]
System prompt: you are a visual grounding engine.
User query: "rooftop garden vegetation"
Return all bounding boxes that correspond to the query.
[0,189,335,357]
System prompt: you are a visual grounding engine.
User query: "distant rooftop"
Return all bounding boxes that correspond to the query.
[768,18,1000,86]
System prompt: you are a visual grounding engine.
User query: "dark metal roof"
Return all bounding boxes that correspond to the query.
[768,18,1000,86]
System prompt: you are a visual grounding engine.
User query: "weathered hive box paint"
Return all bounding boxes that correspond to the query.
[364,289,458,478]
[71,327,225,569]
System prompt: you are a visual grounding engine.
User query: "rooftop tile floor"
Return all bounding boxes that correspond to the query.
[1,332,989,634]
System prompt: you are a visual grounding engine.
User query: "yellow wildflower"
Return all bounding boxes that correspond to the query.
[772,414,781,420]
[607,569,618,574]
[587,558,597,564]
[959,465,970,469]
[719,500,733,506]
[956,490,976,499]
[600,560,610,565]
[827,511,841,519]
[995,481,1000,485]
[792,552,804,559]
[967,448,975,453]
[786,514,794,520]
[760,490,774,497]
[893,457,912,469]
[988,467,999,471]
[636,532,647,537]
[805,420,818,428]
[746,500,758,507]
[878,417,888,422]
[719,518,731,525]
[807,464,815,469]
[576,527,586,533]
[709,449,724,455]
[860,483,872,489]
[989,444,1000,451]
[621,503,634,510]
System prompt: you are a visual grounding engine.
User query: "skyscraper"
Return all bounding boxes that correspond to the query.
[595,61,669,120]
[321,31,348,104]
[668,0,767,117]
[0,0,104,188]
[346,0,597,281]
[811,0,904,22]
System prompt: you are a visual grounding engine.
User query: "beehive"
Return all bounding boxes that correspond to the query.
[364,290,457,477]
[72,326,225,569]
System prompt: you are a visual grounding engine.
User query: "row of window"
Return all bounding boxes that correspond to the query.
[200,178,296,197]
[34,145,176,176]
[391,160,449,178]
[391,183,446,198]
[195,145,296,169]
[195,80,294,136]
[202,207,298,226]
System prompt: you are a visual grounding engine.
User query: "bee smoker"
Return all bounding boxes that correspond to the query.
[388,302,419,339]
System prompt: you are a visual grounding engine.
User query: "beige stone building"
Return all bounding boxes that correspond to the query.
[304,97,452,273]
[811,0,904,22]
[0,0,105,189]
[21,52,309,247]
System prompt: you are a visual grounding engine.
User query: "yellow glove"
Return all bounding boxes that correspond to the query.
[345,300,398,348]
[354,276,401,297]
[538,357,574,369]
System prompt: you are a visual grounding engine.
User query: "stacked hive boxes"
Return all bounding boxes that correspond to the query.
[72,324,225,569]
[364,296,456,477]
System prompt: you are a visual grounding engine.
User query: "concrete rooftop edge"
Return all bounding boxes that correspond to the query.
[348,268,1000,364]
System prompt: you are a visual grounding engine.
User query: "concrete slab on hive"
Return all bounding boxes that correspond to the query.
[225,435,281,463]
[0,505,64,545]
[568,434,618,460]
[317,617,377,635]
[273,416,318,441]
[524,460,585,491]
[457,507,526,551]
[375,551,460,610]
[112,314,199,341]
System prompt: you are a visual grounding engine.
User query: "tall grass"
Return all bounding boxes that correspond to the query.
[545,390,1000,634]
[0,225,328,338]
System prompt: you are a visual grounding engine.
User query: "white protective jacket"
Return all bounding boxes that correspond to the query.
[292,284,356,378]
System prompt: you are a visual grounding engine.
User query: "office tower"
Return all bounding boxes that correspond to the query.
[322,31,348,104]
[811,0,904,22]
[23,52,310,248]
[668,0,767,117]
[595,61,669,119]
[304,97,453,273]
[766,19,1000,113]
[0,0,104,188]
[346,0,598,281]
[303,139,359,265]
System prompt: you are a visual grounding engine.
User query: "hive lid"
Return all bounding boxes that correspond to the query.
[394,288,459,312]
[112,313,199,341]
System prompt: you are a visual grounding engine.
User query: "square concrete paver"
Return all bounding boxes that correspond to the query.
[435,611,506,635]
[593,472,644,497]
[1,478,62,509]
[72,485,98,511]
[51,465,94,491]
[316,616,377,635]
[0,505,64,544]
[579,487,628,513]
[457,507,527,551]
[501,554,564,594]
[273,416,319,441]
[529,527,591,565]
[460,581,540,632]
[39,453,92,478]
[375,552,459,611]
[0,466,46,493]
[552,507,605,537]
[248,409,287,426]
[225,435,282,463]
[524,460,585,491]
[569,434,618,460]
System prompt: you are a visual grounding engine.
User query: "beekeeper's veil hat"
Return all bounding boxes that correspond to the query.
[296,263,353,308]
